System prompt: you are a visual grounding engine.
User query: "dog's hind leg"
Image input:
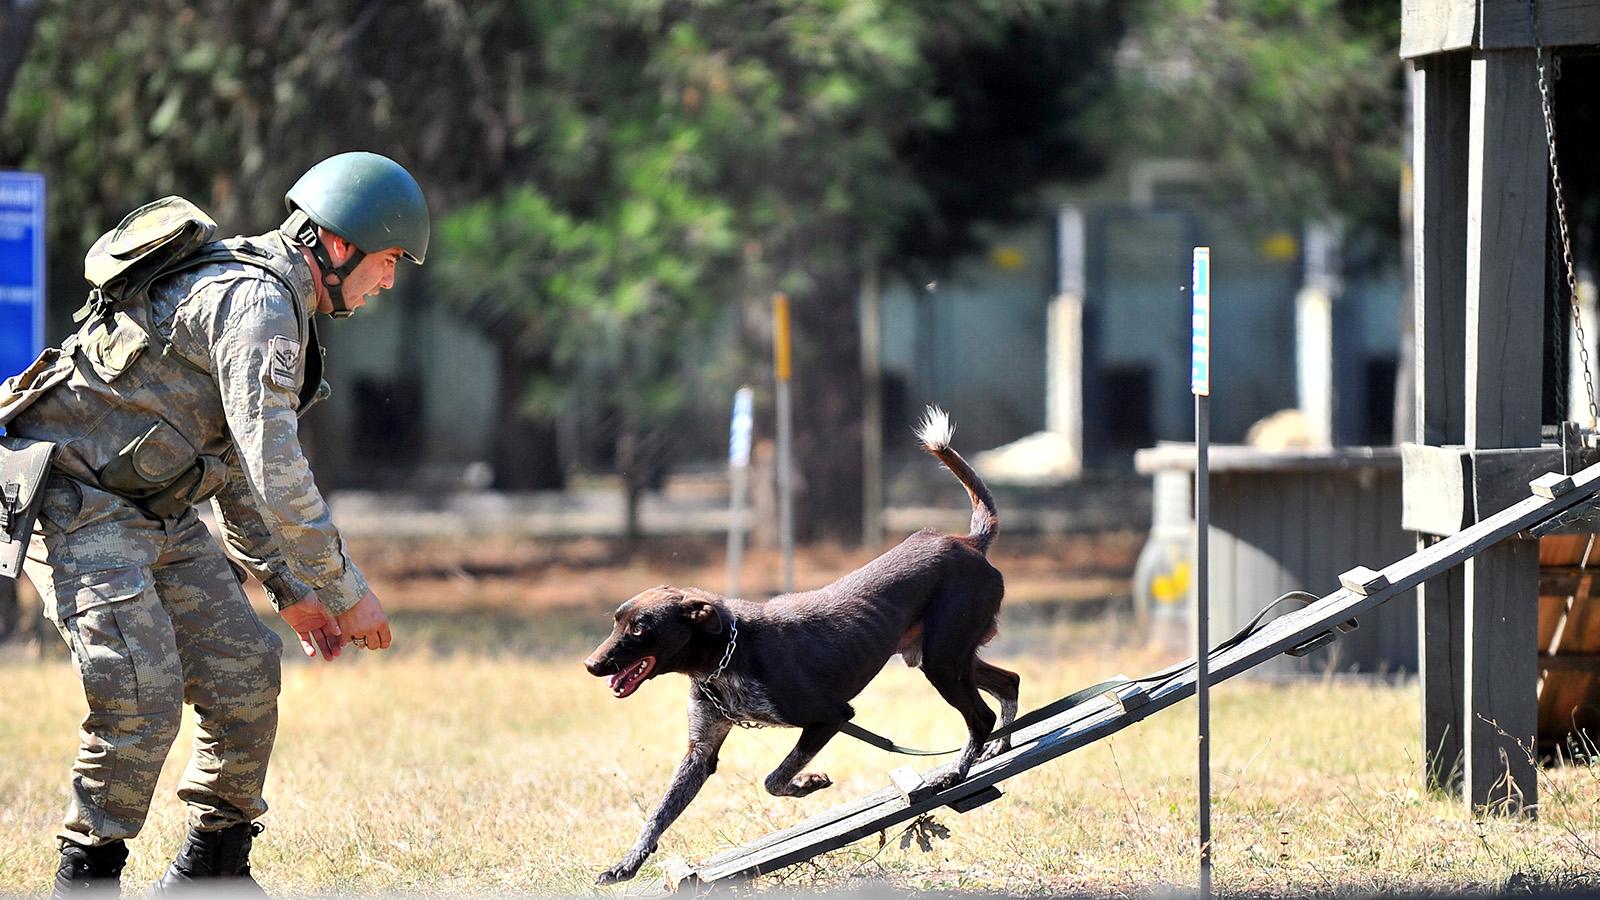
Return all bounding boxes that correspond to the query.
[920,656,997,791]
[974,658,1020,761]
[763,723,842,797]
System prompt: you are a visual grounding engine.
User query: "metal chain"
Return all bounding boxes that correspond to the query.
[1532,0,1599,426]
[696,619,765,728]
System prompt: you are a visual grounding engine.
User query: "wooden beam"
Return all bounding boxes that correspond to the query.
[1539,652,1600,671]
[1410,49,1472,798]
[1402,0,1478,58]
[1461,47,1546,816]
[1480,0,1600,50]
[1464,51,1545,451]
[1413,55,1470,449]
[1539,564,1595,596]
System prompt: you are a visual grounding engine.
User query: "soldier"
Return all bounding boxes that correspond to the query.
[0,153,428,896]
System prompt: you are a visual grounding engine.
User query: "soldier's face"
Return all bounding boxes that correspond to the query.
[319,242,404,314]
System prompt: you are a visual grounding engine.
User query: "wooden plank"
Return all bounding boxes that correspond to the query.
[1460,46,1546,816]
[1410,47,1472,793]
[1574,574,1600,742]
[1527,499,1600,536]
[1480,0,1600,49]
[685,460,1600,887]
[1401,445,1469,537]
[1402,0,1479,58]
[1538,652,1600,671]
[1538,561,1594,596]
[1379,471,1421,672]
[1341,566,1390,596]
[1473,448,1565,517]
[1464,541,1539,811]
[1531,473,1576,499]
[1464,50,1545,452]
[1538,534,1587,750]
[1411,51,1470,449]
[1554,540,1600,746]
[1417,535,1466,792]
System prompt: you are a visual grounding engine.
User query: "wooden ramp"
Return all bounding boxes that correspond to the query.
[671,461,1600,892]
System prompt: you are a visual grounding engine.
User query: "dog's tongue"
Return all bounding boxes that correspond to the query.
[610,656,656,698]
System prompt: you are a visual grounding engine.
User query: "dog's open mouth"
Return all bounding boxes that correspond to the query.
[609,656,656,698]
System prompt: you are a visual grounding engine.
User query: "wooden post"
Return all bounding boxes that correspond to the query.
[1411,49,1471,796]
[1461,47,1545,815]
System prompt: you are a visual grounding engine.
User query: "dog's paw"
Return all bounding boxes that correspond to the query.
[595,858,643,885]
[789,772,833,797]
[978,738,1011,763]
[923,766,968,793]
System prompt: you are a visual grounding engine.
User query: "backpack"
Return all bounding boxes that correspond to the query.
[73,196,298,382]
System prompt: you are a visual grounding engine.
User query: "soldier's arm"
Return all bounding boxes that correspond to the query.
[208,280,370,615]
[210,451,315,611]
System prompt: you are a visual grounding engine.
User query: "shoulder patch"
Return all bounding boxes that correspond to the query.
[267,335,301,390]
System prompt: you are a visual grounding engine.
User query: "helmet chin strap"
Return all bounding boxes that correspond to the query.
[282,211,367,319]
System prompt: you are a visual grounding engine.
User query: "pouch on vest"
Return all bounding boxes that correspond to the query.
[96,420,227,519]
[0,436,57,579]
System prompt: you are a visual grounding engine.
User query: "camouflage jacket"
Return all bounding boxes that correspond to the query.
[2,230,368,614]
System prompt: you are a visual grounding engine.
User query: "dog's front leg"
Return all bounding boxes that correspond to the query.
[763,723,842,797]
[597,713,733,885]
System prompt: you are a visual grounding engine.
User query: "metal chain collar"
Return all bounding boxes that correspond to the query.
[696,618,766,728]
[1532,0,1599,427]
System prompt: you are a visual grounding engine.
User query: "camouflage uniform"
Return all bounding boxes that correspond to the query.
[5,229,367,849]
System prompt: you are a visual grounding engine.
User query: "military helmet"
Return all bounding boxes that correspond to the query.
[285,152,429,264]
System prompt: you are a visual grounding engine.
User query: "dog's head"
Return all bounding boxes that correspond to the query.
[584,585,726,698]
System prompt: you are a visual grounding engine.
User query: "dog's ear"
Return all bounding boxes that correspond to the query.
[684,600,724,634]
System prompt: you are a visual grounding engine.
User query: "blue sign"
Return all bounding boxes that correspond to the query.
[1191,246,1210,397]
[0,171,46,381]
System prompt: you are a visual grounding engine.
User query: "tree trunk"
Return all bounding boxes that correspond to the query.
[0,0,43,128]
[790,273,863,544]
[489,339,565,490]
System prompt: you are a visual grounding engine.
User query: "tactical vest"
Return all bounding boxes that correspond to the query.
[0,198,327,519]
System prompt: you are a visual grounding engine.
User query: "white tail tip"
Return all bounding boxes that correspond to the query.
[915,405,954,451]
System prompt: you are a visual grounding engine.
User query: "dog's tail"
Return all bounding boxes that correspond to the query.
[915,406,998,554]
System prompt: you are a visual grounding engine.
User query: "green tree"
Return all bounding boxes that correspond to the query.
[432,0,1123,541]
[1103,0,1403,227]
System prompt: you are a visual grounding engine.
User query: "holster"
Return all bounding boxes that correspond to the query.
[0,436,57,579]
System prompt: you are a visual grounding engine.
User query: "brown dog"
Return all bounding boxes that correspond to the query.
[584,407,1018,884]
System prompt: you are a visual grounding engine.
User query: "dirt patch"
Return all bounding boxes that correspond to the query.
[350,530,1144,615]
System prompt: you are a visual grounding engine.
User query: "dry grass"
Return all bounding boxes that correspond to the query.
[3,534,1600,896]
[6,639,1600,897]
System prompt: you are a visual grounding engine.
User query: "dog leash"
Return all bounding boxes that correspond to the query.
[837,675,1134,756]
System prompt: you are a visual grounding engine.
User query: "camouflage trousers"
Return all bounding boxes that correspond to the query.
[23,476,282,849]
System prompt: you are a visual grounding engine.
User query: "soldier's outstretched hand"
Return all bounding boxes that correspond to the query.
[337,590,392,651]
[280,592,343,659]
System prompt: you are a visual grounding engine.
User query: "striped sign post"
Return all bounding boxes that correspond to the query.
[774,293,795,593]
[1192,246,1212,900]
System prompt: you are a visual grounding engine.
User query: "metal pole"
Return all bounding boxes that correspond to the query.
[860,261,884,548]
[774,293,795,593]
[727,386,754,598]
[1192,247,1213,900]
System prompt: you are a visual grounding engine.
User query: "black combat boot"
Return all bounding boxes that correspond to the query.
[52,840,127,898]
[151,822,266,895]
